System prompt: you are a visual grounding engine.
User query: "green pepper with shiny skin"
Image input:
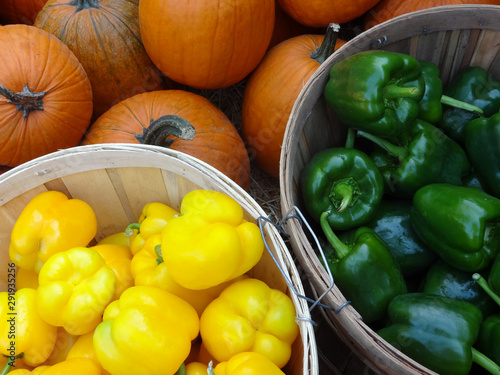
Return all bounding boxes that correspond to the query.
[476,314,500,367]
[378,293,500,375]
[300,147,384,231]
[321,212,407,323]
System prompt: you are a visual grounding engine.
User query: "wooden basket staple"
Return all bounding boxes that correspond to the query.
[0,143,317,375]
[280,5,500,375]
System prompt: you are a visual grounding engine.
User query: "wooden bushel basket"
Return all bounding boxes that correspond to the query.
[280,5,500,375]
[0,144,317,375]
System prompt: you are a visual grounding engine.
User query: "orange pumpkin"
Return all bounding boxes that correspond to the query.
[276,0,382,27]
[241,24,346,179]
[0,0,47,25]
[35,0,169,120]
[364,0,500,29]
[138,0,275,89]
[81,90,251,190]
[0,25,93,167]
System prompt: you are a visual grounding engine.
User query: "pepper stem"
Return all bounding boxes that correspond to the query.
[384,84,422,100]
[344,128,356,149]
[0,354,23,375]
[320,211,351,259]
[473,273,500,306]
[333,183,354,213]
[207,361,215,375]
[154,245,164,265]
[124,223,141,237]
[357,130,409,160]
[310,23,340,63]
[135,115,196,147]
[176,362,186,375]
[472,347,500,374]
[441,95,484,115]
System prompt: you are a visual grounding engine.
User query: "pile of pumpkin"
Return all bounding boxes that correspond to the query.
[1,0,500,190]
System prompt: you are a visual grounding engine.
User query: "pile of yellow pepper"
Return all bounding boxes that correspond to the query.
[2,189,299,375]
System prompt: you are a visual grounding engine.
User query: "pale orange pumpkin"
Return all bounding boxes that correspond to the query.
[82,90,251,190]
[364,0,500,29]
[138,0,275,89]
[241,24,346,179]
[0,25,93,167]
[35,0,169,120]
[277,0,382,27]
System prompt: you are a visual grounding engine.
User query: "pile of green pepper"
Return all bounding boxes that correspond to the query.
[299,50,500,375]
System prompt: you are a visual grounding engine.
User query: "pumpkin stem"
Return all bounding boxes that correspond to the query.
[69,0,101,11]
[136,114,196,147]
[0,84,46,119]
[310,23,340,64]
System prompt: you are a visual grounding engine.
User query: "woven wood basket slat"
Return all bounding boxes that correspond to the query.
[280,5,500,375]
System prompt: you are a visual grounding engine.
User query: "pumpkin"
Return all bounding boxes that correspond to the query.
[364,0,500,29]
[0,25,93,167]
[81,90,251,190]
[0,0,47,25]
[34,0,169,120]
[241,24,346,179]
[138,0,275,89]
[276,0,382,27]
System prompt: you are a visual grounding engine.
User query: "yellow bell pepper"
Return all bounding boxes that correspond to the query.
[200,278,299,368]
[66,331,111,375]
[97,231,131,247]
[185,361,209,375]
[131,233,245,316]
[93,285,199,375]
[211,352,286,375]
[9,367,50,375]
[9,191,98,273]
[126,202,179,255]
[0,288,57,367]
[162,190,264,290]
[91,243,134,301]
[37,357,101,375]
[36,247,117,336]
[40,327,77,366]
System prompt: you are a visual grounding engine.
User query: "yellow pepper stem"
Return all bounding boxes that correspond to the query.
[154,245,164,265]
[177,362,186,375]
[207,361,215,375]
[125,223,141,237]
[0,353,23,375]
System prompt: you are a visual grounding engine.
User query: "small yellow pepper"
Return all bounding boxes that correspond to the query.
[93,285,199,375]
[97,231,131,247]
[66,331,111,375]
[200,278,299,368]
[0,288,57,367]
[9,191,98,273]
[212,352,286,375]
[162,190,264,290]
[91,243,134,301]
[185,361,209,375]
[131,233,244,316]
[36,247,117,335]
[126,202,179,255]
[37,357,101,375]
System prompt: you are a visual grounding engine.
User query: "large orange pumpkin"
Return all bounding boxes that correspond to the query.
[241,24,346,179]
[34,0,169,120]
[364,0,500,29]
[276,0,382,27]
[0,0,47,25]
[81,90,251,190]
[138,0,275,90]
[0,25,93,167]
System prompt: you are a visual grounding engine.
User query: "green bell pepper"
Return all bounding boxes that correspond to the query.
[321,212,407,323]
[358,119,471,198]
[324,50,424,137]
[476,314,500,367]
[440,66,500,145]
[465,111,500,199]
[421,259,497,318]
[411,183,500,272]
[378,293,500,375]
[340,199,436,277]
[299,147,384,231]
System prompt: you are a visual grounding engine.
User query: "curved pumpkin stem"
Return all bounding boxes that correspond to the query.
[70,0,101,11]
[136,114,196,147]
[0,84,46,119]
[310,23,340,64]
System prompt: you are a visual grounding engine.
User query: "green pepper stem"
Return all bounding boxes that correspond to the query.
[0,354,23,375]
[310,23,340,64]
[384,84,422,100]
[334,183,354,213]
[124,223,141,237]
[357,130,409,160]
[176,362,186,375]
[344,128,356,149]
[472,347,500,374]
[320,211,350,259]
[154,245,164,265]
[441,95,484,115]
[207,361,215,375]
[473,273,500,306]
